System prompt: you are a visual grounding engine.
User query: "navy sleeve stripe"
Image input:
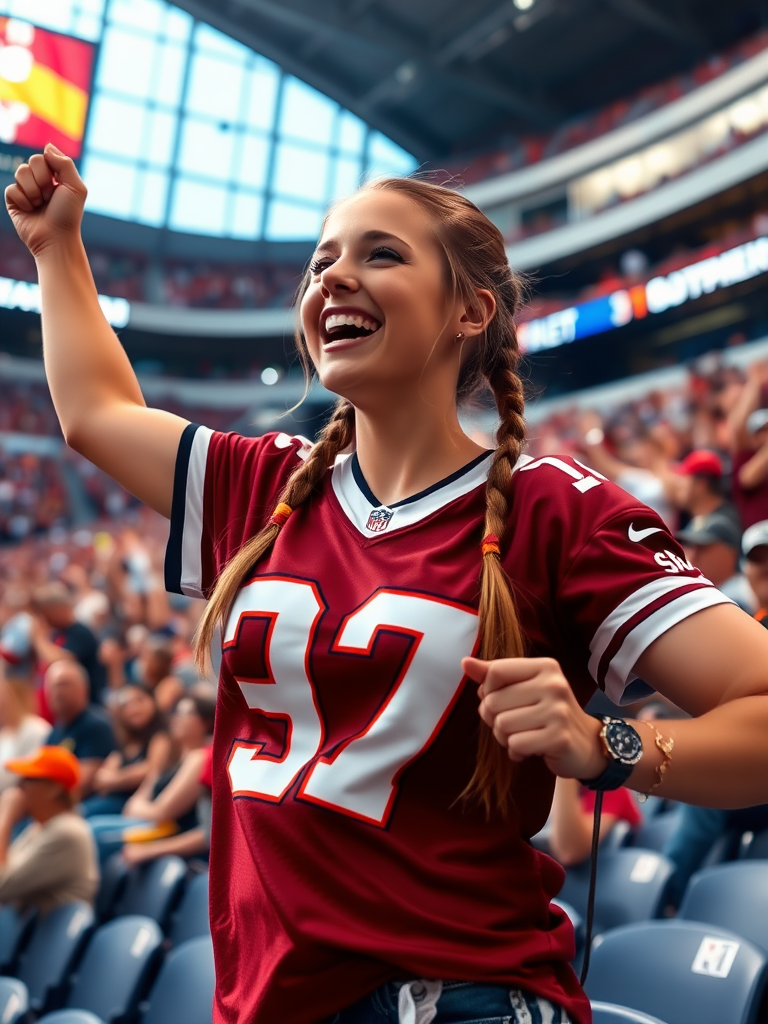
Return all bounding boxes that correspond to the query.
[164,422,199,595]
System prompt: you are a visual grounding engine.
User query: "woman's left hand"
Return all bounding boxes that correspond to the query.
[462,656,608,780]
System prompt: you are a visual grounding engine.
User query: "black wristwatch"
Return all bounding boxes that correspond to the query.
[580,716,643,791]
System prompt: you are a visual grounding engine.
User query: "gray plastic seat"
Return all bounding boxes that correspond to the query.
[96,854,129,923]
[141,936,214,1024]
[585,920,768,1024]
[591,1002,669,1024]
[168,872,209,946]
[678,862,768,952]
[0,976,29,1024]
[114,856,187,931]
[64,916,163,1024]
[558,847,676,934]
[0,906,34,973]
[15,901,95,1014]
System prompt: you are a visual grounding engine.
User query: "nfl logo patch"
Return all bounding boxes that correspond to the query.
[366,506,394,533]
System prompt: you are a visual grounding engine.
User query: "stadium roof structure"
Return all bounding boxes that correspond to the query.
[171,0,765,161]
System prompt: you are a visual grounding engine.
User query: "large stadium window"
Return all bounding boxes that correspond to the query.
[0,0,416,239]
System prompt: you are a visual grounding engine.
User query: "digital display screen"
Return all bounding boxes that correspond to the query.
[0,17,96,160]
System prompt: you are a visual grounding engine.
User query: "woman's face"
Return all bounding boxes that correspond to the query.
[170,697,205,745]
[300,190,461,406]
[118,688,156,732]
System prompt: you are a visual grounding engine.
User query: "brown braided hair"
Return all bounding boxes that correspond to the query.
[195,177,528,816]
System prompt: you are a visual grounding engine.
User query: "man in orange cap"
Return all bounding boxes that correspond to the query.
[0,746,98,914]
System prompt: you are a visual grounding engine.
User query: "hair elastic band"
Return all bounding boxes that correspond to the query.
[481,533,501,556]
[269,502,293,527]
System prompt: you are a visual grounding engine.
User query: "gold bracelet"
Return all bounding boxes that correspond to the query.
[638,720,674,801]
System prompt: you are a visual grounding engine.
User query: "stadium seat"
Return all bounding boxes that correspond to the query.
[168,871,209,946]
[37,1013,106,1024]
[0,906,35,973]
[558,848,676,933]
[113,857,187,932]
[64,916,163,1024]
[140,936,214,1024]
[14,901,95,1014]
[623,807,682,852]
[590,1002,668,1024]
[0,976,29,1024]
[678,862,768,952]
[96,854,129,923]
[585,920,768,1024]
[740,828,768,860]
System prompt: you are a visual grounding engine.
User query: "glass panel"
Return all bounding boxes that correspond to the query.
[145,108,177,167]
[79,0,106,14]
[135,167,169,226]
[107,0,164,34]
[82,153,138,219]
[163,5,192,41]
[96,26,156,99]
[366,132,416,177]
[14,0,74,32]
[86,94,145,159]
[279,77,336,146]
[178,117,236,181]
[330,155,362,201]
[169,177,229,235]
[244,60,281,132]
[72,11,102,40]
[230,190,264,240]
[337,110,366,155]
[266,199,323,241]
[186,52,245,122]
[272,142,330,203]
[235,132,270,191]
[194,21,248,62]
[154,40,187,107]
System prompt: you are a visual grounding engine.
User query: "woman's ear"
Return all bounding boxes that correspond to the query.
[459,289,496,338]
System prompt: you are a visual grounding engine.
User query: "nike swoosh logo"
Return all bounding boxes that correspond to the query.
[628,523,664,542]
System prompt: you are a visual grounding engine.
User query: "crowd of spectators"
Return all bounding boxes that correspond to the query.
[454,28,768,187]
[0,233,304,311]
[0,506,215,915]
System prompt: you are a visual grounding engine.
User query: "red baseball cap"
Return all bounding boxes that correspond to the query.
[5,746,80,791]
[675,451,723,478]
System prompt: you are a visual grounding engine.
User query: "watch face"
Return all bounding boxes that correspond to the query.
[604,720,643,764]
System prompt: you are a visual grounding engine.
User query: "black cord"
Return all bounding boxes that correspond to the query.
[579,790,603,987]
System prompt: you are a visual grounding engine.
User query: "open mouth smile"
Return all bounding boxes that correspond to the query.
[321,307,383,349]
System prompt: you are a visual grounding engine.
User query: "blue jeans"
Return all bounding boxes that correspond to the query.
[324,981,570,1023]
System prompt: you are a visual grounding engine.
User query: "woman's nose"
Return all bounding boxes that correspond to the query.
[320,262,359,296]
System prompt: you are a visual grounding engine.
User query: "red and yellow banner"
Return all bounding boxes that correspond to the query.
[0,17,96,158]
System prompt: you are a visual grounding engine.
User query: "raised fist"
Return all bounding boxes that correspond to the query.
[4,143,87,259]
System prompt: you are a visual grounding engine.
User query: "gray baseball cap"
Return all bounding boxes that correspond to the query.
[676,513,741,550]
[742,519,768,557]
[746,409,768,435]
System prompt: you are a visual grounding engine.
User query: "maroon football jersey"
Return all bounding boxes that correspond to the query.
[165,426,730,1024]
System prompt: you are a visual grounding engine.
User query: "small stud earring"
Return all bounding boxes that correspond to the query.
[455,332,465,342]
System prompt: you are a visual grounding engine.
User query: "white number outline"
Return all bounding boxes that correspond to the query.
[519,455,607,493]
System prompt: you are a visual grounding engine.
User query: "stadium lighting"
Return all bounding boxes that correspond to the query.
[513,0,535,10]
[261,367,280,386]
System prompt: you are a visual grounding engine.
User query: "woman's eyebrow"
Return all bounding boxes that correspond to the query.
[313,229,411,256]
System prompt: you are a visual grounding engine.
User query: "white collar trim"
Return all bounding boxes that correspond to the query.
[331,450,501,538]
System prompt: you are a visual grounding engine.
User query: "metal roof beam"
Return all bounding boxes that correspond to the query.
[603,0,707,48]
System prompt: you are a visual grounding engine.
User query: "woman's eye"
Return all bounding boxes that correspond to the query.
[309,259,332,275]
[369,246,403,262]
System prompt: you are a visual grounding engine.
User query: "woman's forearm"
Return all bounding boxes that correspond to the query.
[626,696,768,808]
[35,239,146,446]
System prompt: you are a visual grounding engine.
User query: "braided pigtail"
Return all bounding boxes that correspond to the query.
[463,348,528,815]
[194,399,355,672]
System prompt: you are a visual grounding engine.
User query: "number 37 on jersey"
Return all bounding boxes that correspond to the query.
[222,577,480,828]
